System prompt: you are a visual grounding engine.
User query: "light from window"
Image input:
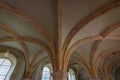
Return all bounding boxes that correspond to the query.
[68,69,76,80]
[0,58,11,80]
[42,67,51,80]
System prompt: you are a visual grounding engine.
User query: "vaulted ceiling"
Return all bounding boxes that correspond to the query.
[0,0,120,78]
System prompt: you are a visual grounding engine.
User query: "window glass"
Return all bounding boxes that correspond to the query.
[68,69,76,80]
[0,58,11,80]
[42,66,51,80]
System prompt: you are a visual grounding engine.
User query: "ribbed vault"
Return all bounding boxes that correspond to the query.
[0,0,120,80]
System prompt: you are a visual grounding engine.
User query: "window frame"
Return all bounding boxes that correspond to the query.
[0,57,12,80]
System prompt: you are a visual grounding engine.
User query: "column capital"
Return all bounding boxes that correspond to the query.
[52,70,68,80]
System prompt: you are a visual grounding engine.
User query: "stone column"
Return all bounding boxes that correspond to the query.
[23,71,31,80]
[77,71,81,80]
[52,70,68,80]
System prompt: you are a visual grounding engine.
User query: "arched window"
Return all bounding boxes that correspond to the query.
[68,69,76,80]
[42,66,51,80]
[0,58,11,80]
[0,52,17,80]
